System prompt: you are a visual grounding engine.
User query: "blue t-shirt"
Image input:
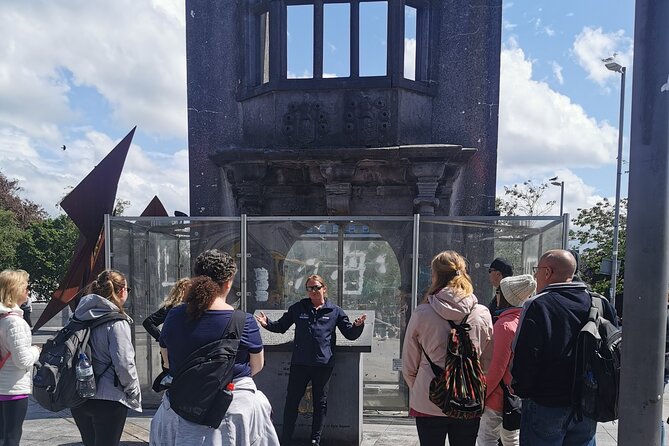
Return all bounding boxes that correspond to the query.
[159,305,263,379]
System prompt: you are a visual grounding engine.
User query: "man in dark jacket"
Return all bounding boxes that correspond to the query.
[512,249,617,445]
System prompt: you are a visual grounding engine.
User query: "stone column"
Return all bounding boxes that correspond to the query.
[411,162,446,216]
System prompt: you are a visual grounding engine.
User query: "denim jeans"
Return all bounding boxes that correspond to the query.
[519,399,596,446]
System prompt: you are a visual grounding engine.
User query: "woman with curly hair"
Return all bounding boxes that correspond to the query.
[71,269,141,446]
[150,249,279,446]
[0,269,41,446]
[401,250,493,446]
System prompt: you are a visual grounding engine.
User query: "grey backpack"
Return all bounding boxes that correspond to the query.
[33,313,127,412]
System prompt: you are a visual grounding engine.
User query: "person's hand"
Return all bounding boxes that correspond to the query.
[255,311,269,328]
[353,314,367,327]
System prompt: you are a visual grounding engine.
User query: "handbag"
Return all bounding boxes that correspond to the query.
[499,381,522,430]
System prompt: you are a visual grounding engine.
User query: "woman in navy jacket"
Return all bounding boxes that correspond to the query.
[255,274,366,446]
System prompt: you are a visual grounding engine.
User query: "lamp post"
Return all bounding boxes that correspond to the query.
[603,58,626,307]
[549,176,564,216]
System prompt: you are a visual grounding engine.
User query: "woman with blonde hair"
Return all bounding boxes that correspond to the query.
[143,278,191,341]
[255,274,367,446]
[71,269,141,446]
[0,269,41,446]
[402,251,493,446]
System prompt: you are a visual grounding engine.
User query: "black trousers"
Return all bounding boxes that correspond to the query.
[281,365,333,445]
[415,416,480,446]
[71,399,128,446]
[0,398,28,446]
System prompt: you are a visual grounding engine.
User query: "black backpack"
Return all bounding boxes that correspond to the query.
[33,312,128,412]
[572,293,622,422]
[167,310,246,428]
[420,314,487,419]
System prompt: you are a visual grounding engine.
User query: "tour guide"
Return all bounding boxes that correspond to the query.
[255,274,367,446]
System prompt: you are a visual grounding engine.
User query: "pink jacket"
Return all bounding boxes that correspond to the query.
[485,307,521,412]
[401,288,493,417]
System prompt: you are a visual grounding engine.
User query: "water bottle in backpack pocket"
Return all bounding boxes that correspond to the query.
[75,353,96,398]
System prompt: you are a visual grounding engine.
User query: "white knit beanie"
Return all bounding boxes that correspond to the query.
[500,274,537,307]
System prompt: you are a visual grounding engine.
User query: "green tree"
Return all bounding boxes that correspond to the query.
[15,215,79,300]
[0,209,23,270]
[0,171,46,228]
[569,198,627,295]
[495,180,557,216]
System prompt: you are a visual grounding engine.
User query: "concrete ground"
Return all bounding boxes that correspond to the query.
[23,306,667,445]
[19,391,669,446]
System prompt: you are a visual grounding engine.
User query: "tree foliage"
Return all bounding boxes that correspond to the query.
[0,209,22,270]
[0,173,79,300]
[496,180,557,216]
[569,198,627,296]
[0,171,47,228]
[15,215,79,300]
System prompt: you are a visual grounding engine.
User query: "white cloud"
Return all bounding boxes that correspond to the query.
[498,41,618,181]
[0,0,187,140]
[551,61,564,85]
[0,127,189,217]
[404,38,416,80]
[572,27,633,87]
[496,169,603,218]
[544,26,555,37]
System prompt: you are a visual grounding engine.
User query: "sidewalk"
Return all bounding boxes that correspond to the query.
[19,394,666,446]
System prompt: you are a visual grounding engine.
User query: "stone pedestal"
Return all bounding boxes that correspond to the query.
[254,310,374,446]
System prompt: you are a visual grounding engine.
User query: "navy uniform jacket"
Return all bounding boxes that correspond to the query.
[511,282,618,407]
[265,298,364,367]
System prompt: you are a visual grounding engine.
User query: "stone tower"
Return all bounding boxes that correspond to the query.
[186,0,502,218]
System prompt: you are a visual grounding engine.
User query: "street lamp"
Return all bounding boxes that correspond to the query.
[549,176,564,216]
[602,57,626,306]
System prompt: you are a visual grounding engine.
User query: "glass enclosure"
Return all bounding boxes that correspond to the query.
[107,214,567,410]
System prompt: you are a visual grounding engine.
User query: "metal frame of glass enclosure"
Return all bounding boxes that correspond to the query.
[106,213,568,410]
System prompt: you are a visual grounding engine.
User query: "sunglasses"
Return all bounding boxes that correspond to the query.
[488,268,497,273]
[124,286,132,294]
[306,285,324,292]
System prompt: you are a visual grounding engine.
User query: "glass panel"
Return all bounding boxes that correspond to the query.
[109,217,241,408]
[246,218,414,410]
[287,5,314,79]
[404,5,417,80]
[260,11,270,84]
[419,217,565,305]
[359,1,388,76]
[323,3,350,78]
[108,215,564,412]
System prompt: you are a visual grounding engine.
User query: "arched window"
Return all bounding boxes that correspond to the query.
[245,0,433,98]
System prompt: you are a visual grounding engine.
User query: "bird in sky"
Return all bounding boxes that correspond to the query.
[61,145,66,151]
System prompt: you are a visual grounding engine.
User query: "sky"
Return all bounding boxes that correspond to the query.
[0,0,635,219]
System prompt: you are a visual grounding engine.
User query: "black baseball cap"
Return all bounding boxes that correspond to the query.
[489,257,513,277]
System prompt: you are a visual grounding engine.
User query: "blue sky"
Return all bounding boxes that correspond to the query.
[0,0,634,218]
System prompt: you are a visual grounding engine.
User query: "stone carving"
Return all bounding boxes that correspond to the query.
[281,102,329,145]
[344,95,391,146]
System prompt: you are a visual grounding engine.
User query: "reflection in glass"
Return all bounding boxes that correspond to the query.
[404,5,417,80]
[287,5,314,79]
[359,1,388,77]
[323,3,350,78]
[259,11,270,84]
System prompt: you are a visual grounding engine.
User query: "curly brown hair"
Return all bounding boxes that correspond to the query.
[193,250,237,284]
[184,276,222,320]
[186,249,238,320]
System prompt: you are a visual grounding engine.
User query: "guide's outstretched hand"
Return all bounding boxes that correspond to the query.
[353,314,367,327]
[255,311,269,328]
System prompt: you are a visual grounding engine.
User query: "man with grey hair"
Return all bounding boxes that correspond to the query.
[512,249,618,445]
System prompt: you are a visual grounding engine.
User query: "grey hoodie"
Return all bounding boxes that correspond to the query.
[74,294,142,412]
